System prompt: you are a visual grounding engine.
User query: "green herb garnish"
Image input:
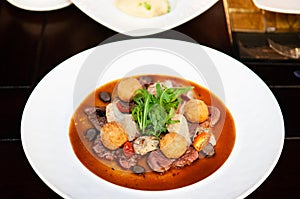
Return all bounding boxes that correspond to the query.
[167,3,171,13]
[132,83,193,138]
[144,2,151,10]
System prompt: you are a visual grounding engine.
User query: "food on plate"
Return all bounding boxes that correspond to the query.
[193,132,211,152]
[100,122,128,150]
[160,132,188,158]
[117,77,142,102]
[105,100,139,141]
[133,135,159,155]
[184,99,209,123]
[69,75,235,190]
[115,0,170,18]
[167,114,191,145]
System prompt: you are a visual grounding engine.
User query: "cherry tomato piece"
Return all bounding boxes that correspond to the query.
[123,141,134,157]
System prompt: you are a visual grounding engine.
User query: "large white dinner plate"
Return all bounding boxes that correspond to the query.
[7,0,72,11]
[70,0,218,36]
[21,38,284,199]
[252,0,300,14]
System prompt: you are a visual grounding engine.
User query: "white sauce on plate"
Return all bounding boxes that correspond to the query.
[115,0,170,18]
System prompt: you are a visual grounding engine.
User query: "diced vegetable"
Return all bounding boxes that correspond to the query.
[123,141,134,157]
[193,132,211,151]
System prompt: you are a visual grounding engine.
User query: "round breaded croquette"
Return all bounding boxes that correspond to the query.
[160,132,188,159]
[117,77,142,102]
[184,99,209,123]
[100,122,128,150]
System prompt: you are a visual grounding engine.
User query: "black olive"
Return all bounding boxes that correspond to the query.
[99,92,111,102]
[200,143,215,158]
[85,128,99,142]
[131,165,145,174]
[96,108,106,117]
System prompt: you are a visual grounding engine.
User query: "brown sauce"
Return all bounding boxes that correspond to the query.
[69,75,235,191]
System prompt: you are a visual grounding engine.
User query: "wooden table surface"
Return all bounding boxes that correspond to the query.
[1,0,299,198]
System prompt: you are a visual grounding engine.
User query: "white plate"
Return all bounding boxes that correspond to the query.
[7,0,72,11]
[252,0,300,14]
[21,39,284,199]
[70,0,218,36]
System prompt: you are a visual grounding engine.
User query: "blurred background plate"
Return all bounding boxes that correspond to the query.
[7,0,72,11]
[71,0,218,36]
[252,0,300,14]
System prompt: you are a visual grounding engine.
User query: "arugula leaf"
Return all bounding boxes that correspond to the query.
[148,104,167,137]
[156,83,163,99]
[132,82,193,138]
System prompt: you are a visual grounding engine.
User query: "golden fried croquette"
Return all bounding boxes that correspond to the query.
[100,121,128,150]
[160,132,188,159]
[183,99,209,123]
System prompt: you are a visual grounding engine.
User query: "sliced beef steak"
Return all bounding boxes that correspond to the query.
[84,106,107,131]
[92,136,117,161]
[115,149,141,170]
[172,147,199,168]
[147,150,175,173]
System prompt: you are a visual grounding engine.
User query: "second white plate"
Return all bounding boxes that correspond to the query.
[71,0,218,36]
[7,0,72,11]
[253,0,300,14]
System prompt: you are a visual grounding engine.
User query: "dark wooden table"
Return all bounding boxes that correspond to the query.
[1,0,299,198]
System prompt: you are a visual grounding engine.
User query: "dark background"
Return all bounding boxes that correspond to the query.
[1,0,299,198]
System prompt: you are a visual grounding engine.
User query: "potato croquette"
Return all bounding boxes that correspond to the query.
[100,122,128,150]
[184,99,209,123]
[160,132,188,159]
[117,77,142,102]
